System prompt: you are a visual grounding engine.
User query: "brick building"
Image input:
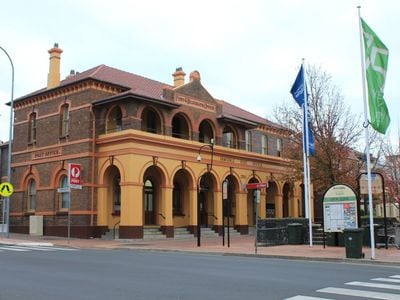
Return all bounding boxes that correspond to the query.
[7,44,310,239]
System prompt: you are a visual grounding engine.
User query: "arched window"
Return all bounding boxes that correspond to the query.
[222,126,236,149]
[173,182,182,215]
[106,106,122,133]
[172,114,190,139]
[144,179,155,224]
[59,175,70,210]
[60,104,69,137]
[28,112,37,144]
[27,179,36,211]
[198,120,214,144]
[141,108,162,134]
[113,175,121,213]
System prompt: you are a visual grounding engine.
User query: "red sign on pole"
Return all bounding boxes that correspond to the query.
[246,182,268,190]
[68,163,82,189]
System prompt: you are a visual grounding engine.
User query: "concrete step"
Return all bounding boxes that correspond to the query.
[174,227,194,240]
[143,227,166,240]
[200,227,219,237]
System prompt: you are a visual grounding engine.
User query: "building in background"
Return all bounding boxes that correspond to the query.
[8,44,308,239]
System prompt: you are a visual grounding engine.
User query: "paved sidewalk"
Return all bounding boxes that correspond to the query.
[1,233,400,265]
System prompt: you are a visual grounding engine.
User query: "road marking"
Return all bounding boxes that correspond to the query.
[372,278,400,284]
[318,287,400,299]
[284,296,333,300]
[0,245,78,252]
[0,246,30,252]
[346,281,400,290]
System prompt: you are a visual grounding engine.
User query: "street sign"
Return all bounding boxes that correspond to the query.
[57,187,71,193]
[246,182,267,190]
[68,163,82,189]
[0,182,14,197]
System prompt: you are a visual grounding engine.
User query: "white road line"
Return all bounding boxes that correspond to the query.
[372,278,400,284]
[284,296,333,300]
[0,246,30,251]
[318,287,400,299]
[346,281,400,290]
[45,246,78,251]
[4,245,56,251]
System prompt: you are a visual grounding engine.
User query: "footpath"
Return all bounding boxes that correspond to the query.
[1,233,400,265]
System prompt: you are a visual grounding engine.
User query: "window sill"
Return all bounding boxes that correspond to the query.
[59,135,69,140]
[24,211,35,216]
[56,211,69,216]
[112,212,121,216]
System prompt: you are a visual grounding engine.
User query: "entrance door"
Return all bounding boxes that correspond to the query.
[144,180,155,225]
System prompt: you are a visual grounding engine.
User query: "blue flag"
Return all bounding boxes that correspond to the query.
[290,65,305,107]
[291,65,314,156]
[304,106,315,156]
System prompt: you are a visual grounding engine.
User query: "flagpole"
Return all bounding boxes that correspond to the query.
[302,60,313,247]
[358,6,375,260]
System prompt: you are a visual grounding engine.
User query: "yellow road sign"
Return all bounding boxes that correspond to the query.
[0,182,14,197]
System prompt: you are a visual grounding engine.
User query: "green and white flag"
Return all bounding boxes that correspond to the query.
[361,18,390,134]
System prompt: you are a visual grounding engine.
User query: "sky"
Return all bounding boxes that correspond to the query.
[0,0,399,147]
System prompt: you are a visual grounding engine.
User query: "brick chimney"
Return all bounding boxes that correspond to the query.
[172,67,186,87]
[47,43,63,89]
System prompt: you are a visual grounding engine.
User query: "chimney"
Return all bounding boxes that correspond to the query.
[189,70,201,82]
[172,67,186,87]
[47,43,63,89]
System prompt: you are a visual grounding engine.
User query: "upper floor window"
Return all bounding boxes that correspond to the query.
[172,114,190,140]
[27,179,36,211]
[245,130,252,152]
[60,104,69,137]
[261,135,268,155]
[198,120,214,144]
[277,138,282,157]
[59,175,70,210]
[142,108,162,134]
[28,112,37,144]
[222,127,236,149]
[106,106,122,133]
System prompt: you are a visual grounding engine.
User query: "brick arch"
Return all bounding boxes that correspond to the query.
[138,104,165,135]
[170,112,192,140]
[198,118,216,143]
[20,166,40,190]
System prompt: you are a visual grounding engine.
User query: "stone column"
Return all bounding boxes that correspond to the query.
[119,184,143,238]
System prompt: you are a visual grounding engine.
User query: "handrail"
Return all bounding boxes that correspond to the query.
[113,221,120,239]
[207,213,218,220]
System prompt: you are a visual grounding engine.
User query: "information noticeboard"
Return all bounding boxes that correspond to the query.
[323,184,358,232]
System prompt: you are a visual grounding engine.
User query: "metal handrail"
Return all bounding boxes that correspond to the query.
[113,221,120,239]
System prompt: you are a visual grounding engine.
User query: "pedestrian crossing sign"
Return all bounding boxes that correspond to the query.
[0,182,14,197]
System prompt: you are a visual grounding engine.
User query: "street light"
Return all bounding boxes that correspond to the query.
[196,138,214,247]
[0,46,15,238]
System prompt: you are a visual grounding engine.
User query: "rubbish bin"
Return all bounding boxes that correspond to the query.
[343,228,364,259]
[288,223,303,244]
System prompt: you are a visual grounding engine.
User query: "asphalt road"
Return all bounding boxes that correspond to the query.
[1,247,400,300]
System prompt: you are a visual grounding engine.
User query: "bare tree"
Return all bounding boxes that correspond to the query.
[274,65,364,218]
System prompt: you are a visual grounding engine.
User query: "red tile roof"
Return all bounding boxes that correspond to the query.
[16,64,281,129]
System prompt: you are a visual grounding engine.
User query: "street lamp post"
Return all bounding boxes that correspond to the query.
[196,139,214,247]
[0,46,15,238]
